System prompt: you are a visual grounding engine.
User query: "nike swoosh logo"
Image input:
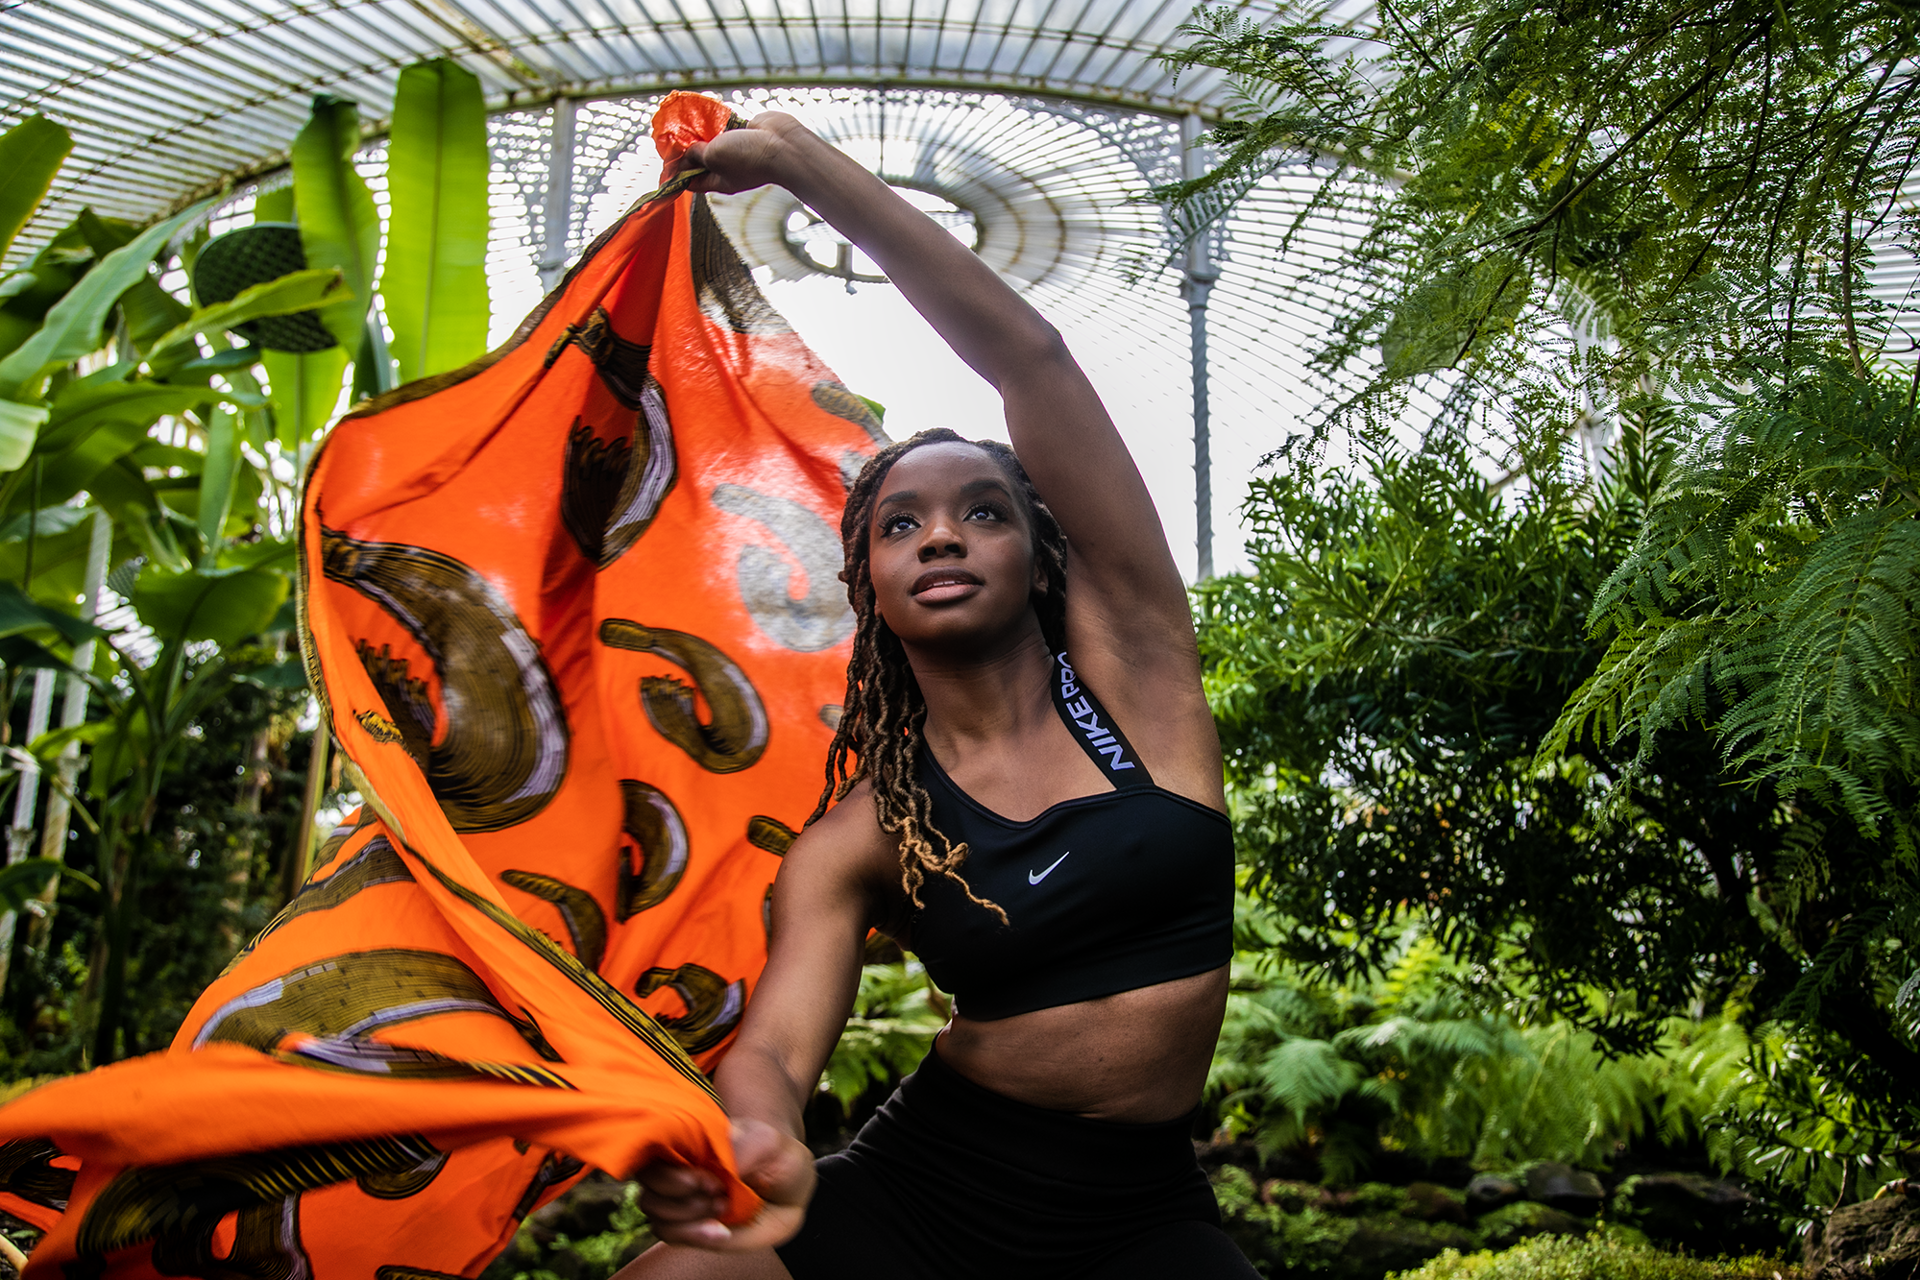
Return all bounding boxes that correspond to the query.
[1028,852,1070,885]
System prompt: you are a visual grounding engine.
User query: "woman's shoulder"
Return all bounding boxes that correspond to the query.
[782,779,903,905]
[1060,629,1226,813]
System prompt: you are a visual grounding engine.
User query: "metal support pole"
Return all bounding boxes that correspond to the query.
[539,97,577,293]
[10,508,110,973]
[0,669,59,970]
[1180,113,1220,581]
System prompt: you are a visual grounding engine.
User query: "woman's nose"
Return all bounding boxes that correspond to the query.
[917,522,964,558]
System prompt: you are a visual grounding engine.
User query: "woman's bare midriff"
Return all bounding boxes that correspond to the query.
[931,964,1229,1124]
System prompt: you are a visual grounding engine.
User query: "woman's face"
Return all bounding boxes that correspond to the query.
[865,441,1045,653]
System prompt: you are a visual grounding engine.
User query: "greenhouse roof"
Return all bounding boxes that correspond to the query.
[7,1,1913,577]
[1,0,1378,244]
[5,0,1398,576]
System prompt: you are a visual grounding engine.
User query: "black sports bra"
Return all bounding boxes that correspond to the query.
[908,653,1234,1020]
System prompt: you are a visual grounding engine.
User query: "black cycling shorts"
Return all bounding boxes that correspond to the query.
[774,1045,1259,1279]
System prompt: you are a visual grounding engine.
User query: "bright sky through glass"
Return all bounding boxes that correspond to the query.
[489,229,1267,582]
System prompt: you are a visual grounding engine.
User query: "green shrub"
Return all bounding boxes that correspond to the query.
[817,961,946,1112]
[1391,1235,1795,1280]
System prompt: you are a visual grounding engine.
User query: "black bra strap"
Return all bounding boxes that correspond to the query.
[1051,652,1155,788]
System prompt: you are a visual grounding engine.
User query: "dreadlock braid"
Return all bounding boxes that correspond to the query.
[806,429,1071,923]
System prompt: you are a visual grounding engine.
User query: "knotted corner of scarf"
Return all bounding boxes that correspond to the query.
[652,91,747,186]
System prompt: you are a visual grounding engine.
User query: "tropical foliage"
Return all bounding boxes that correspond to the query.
[0,56,494,1069]
[1167,0,1920,1221]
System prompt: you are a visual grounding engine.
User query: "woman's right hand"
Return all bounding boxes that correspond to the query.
[636,1118,816,1251]
[674,113,809,197]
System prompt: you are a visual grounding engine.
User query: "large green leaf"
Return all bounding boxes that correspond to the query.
[0,400,49,472]
[384,59,491,383]
[0,858,96,911]
[40,710,151,800]
[0,117,72,265]
[253,186,349,445]
[290,97,379,357]
[143,268,346,374]
[0,580,106,645]
[197,405,240,554]
[21,382,220,512]
[215,536,294,572]
[0,515,113,605]
[130,561,289,646]
[0,199,214,403]
[262,347,349,446]
[45,380,215,439]
[0,503,96,543]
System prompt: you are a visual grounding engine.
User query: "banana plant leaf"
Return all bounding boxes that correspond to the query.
[290,97,378,357]
[197,406,241,554]
[384,59,490,383]
[0,858,97,911]
[0,504,95,543]
[130,561,289,646]
[32,712,148,802]
[0,198,214,404]
[17,383,227,511]
[254,186,350,445]
[0,401,49,472]
[0,635,71,673]
[142,267,345,374]
[0,116,71,265]
[0,580,106,645]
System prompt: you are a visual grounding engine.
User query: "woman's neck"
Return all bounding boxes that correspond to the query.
[906,623,1055,757]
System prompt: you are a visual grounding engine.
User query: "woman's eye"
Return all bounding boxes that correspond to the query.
[883,513,917,535]
[966,504,1003,521]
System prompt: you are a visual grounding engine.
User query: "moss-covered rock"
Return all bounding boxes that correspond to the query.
[1808,1193,1920,1279]
[1522,1162,1605,1216]
[1216,1168,1482,1279]
[1476,1201,1586,1251]
[1344,1215,1480,1275]
[1612,1172,1775,1253]
[1390,1233,1797,1280]
[1468,1175,1525,1213]
[1405,1182,1472,1225]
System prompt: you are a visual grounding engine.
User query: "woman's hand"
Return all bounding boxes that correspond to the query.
[674,113,808,196]
[635,1118,815,1251]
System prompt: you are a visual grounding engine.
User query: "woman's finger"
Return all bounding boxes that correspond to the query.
[653,1202,807,1253]
[637,1188,728,1224]
[636,1161,721,1198]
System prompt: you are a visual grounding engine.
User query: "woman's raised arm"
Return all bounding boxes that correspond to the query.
[677,116,1192,656]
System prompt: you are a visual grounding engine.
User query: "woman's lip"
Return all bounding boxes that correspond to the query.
[911,573,982,600]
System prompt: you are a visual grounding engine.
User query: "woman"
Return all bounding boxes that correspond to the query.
[623,110,1254,1279]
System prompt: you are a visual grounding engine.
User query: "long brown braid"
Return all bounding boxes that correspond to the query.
[806,428,1070,923]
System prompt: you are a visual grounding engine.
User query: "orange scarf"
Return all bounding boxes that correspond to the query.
[0,91,878,1279]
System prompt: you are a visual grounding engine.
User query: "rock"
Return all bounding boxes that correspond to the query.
[1810,1193,1920,1280]
[1404,1182,1472,1225]
[1467,1173,1524,1212]
[1524,1160,1606,1215]
[1347,1183,1410,1215]
[1196,1139,1264,1175]
[1260,1179,1326,1213]
[1477,1200,1587,1250]
[1340,1215,1480,1276]
[1613,1172,1759,1249]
